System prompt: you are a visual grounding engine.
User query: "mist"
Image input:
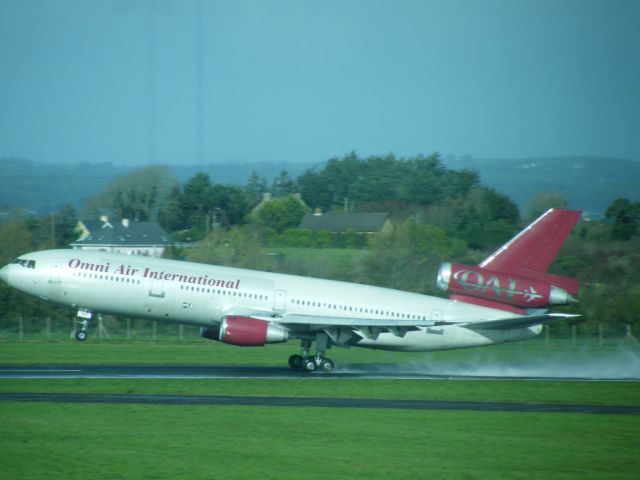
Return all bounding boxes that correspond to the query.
[341,346,640,380]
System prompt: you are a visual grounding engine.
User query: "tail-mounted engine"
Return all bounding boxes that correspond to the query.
[437,263,578,309]
[201,316,289,347]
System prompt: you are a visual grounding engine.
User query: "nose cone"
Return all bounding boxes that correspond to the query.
[0,265,9,284]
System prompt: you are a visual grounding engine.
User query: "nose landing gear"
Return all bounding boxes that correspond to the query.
[74,309,92,341]
[75,327,88,341]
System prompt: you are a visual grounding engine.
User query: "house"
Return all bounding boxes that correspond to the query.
[298,212,392,234]
[71,217,172,257]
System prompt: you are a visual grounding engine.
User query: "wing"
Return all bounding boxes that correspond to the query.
[228,309,438,343]
[269,313,437,343]
[460,313,579,331]
[225,309,577,343]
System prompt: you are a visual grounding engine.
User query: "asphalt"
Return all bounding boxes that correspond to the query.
[1,364,638,381]
[1,392,638,414]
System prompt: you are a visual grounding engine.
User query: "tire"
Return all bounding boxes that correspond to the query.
[75,330,88,342]
[320,358,334,372]
[288,354,304,370]
[303,358,316,372]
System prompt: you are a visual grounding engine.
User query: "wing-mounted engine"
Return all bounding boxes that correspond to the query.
[201,316,289,347]
[437,263,578,310]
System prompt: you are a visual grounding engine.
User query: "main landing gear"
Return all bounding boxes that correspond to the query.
[288,333,335,372]
[74,309,92,341]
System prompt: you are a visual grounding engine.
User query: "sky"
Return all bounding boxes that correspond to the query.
[1,0,639,166]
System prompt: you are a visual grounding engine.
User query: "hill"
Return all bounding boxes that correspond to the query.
[443,156,640,217]
[1,156,638,216]
[0,159,314,215]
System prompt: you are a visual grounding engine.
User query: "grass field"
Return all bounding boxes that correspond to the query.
[1,340,639,479]
[0,336,637,365]
[2,403,638,480]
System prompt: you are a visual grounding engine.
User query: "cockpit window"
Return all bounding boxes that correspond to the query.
[11,258,36,269]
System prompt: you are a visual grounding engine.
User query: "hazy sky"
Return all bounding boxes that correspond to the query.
[1,0,639,166]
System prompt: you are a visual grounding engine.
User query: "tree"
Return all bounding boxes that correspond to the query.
[0,217,33,265]
[404,153,447,205]
[425,187,519,250]
[297,168,332,211]
[245,171,267,209]
[271,170,296,198]
[255,196,307,233]
[298,152,364,211]
[180,172,215,237]
[297,152,479,213]
[481,187,519,225]
[605,198,640,240]
[53,205,79,248]
[187,226,271,271]
[210,184,249,226]
[85,166,175,222]
[352,154,405,202]
[449,168,480,197]
[525,191,569,221]
[157,185,185,233]
[361,218,466,294]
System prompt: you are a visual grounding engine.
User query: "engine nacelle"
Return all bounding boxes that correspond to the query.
[436,263,577,309]
[201,316,289,347]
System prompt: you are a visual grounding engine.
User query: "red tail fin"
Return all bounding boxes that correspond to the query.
[479,209,581,295]
[437,209,581,313]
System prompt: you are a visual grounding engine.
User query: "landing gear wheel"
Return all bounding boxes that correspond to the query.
[75,330,88,342]
[303,358,316,372]
[288,354,304,370]
[319,358,334,373]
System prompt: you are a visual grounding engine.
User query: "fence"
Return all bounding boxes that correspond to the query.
[0,315,638,347]
[0,315,202,341]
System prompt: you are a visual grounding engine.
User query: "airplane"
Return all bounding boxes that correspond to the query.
[0,208,581,372]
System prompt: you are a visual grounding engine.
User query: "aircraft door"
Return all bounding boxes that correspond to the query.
[148,279,165,298]
[145,279,173,319]
[47,261,63,299]
[273,289,287,312]
[48,262,61,285]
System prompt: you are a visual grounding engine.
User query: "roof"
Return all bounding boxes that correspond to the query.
[71,220,172,247]
[299,212,389,233]
[78,220,103,233]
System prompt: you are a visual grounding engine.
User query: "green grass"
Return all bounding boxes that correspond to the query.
[1,340,639,479]
[0,337,636,366]
[1,378,639,407]
[1,402,638,480]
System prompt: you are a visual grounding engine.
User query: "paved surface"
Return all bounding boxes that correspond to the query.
[1,365,638,381]
[1,392,638,414]
[3,365,637,414]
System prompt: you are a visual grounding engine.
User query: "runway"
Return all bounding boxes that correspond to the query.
[0,364,638,381]
[2,365,637,414]
[1,391,638,414]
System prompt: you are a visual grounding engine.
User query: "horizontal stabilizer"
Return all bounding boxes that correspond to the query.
[462,313,580,331]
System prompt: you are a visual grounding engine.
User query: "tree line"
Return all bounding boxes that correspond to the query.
[76,152,521,249]
[0,152,639,334]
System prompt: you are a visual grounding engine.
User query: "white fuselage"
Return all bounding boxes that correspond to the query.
[1,249,541,351]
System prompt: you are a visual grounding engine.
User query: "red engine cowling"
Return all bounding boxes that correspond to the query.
[201,316,289,347]
[436,263,577,309]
